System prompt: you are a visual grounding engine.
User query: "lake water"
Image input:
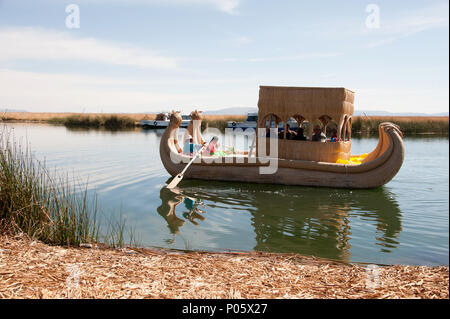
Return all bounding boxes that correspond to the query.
[3,123,449,266]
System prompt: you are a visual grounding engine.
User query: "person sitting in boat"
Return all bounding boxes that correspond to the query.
[312,125,326,142]
[204,136,219,155]
[183,110,205,155]
[329,128,338,142]
[285,124,297,140]
[183,132,204,155]
[183,137,194,155]
[204,136,228,156]
[293,127,307,141]
[278,124,296,139]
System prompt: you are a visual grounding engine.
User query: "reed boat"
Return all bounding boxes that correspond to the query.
[160,86,405,189]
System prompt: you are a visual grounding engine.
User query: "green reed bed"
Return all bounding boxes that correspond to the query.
[202,116,448,135]
[0,117,15,122]
[0,129,131,247]
[352,117,449,135]
[49,115,137,130]
[201,116,246,132]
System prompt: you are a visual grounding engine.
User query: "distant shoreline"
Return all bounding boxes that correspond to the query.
[1,112,448,134]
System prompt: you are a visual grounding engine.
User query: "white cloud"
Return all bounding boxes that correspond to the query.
[1,69,448,114]
[247,52,343,62]
[210,0,240,14]
[0,69,255,113]
[355,87,449,114]
[0,27,177,69]
[234,36,251,45]
[0,69,174,112]
[364,2,449,48]
[74,0,241,14]
[182,52,342,63]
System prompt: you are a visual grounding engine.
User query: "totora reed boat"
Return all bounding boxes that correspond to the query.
[160,86,405,189]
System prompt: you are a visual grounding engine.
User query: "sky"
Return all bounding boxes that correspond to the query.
[0,0,448,114]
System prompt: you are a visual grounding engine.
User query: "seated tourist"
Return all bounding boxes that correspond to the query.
[293,127,307,141]
[183,137,194,155]
[205,136,219,155]
[312,125,326,142]
[329,128,338,142]
[183,123,205,155]
[203,136,227,156]
[285,124,297,140]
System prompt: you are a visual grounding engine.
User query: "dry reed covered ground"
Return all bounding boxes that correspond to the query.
[0,234,448,299]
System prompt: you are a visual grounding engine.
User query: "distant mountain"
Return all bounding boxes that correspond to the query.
[1,108,27,113]
[354,110,449,117]
[204,107,257,115]
[204,107,448,117]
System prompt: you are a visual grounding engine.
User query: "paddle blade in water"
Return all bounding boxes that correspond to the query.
[166,174,183,189]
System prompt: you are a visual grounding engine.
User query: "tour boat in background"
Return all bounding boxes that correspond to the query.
[227,112,300,131]
[141,113,191,129]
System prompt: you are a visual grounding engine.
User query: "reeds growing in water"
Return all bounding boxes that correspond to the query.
[0,128,131,247]
[1,112,448,134]
[201,115,448,134]
[201,115,246,132]
[352,116,449,135]
[49,115,136,130]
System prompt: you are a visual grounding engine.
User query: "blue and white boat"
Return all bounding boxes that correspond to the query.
[141,114,191,128]
[227,112,258,130]
[227,112,299,131]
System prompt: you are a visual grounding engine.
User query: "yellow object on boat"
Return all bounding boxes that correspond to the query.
[336,153,368,165]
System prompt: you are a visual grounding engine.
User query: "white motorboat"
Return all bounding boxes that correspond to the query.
[141,113,191,128]
[227,112,300,131]
[227,112,258,130]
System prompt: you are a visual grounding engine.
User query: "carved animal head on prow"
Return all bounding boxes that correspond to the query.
[169,110,182,127]
[190,109,203,121]
[381,122,403,138]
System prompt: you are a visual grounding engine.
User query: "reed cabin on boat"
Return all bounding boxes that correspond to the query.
[257,86,354,163]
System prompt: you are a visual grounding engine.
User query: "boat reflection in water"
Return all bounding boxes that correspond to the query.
[157,188,206,234]
[157,181,402,262]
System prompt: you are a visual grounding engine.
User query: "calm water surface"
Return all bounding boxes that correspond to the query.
[4,123,449,266]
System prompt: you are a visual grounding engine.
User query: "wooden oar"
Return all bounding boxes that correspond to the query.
[166,141,208,189]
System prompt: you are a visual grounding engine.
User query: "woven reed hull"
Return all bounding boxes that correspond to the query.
[160,123,404,189]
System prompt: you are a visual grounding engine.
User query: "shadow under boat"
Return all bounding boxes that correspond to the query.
[156,181,402,262]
